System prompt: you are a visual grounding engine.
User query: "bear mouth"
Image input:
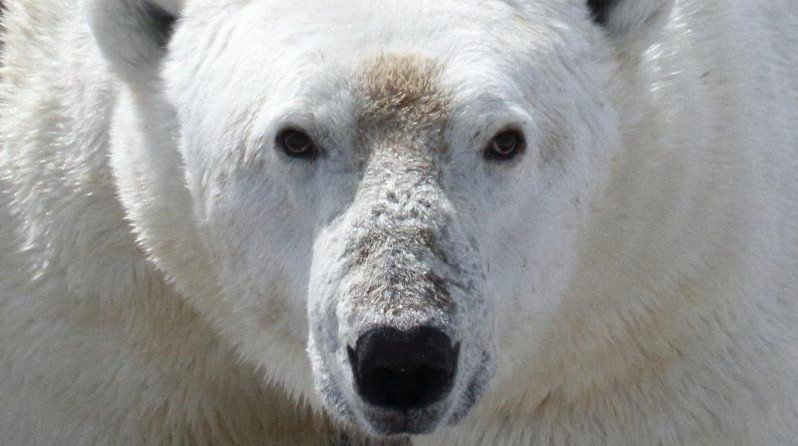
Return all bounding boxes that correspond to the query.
[360,404,448,436]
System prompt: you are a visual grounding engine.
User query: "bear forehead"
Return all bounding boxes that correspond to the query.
[356,54,450,149]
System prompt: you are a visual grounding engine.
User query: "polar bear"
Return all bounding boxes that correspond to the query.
[1,0,797,444]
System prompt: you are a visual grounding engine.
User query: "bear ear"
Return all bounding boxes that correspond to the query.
[587,0,673,39]
[88,0,183,83]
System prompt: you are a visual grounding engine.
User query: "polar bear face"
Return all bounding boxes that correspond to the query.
[92,0,670,437]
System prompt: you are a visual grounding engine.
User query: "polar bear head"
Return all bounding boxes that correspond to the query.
[90,0,672,437]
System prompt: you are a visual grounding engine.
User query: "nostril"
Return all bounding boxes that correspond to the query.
[348,326,459,410]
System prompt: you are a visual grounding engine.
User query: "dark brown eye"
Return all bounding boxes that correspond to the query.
[276,129,318,159]
[485,130,525,161]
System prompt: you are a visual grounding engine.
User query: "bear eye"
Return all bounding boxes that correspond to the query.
[484,130,526,161]
[276,128,319,159]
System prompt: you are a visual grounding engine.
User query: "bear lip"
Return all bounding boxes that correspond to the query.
[359,405,446,436]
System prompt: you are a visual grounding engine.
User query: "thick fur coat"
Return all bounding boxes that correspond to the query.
[1,0,797,445]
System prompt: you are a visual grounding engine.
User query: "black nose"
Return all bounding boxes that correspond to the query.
[348,326,459,410]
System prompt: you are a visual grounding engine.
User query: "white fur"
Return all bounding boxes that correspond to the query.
[1,0,797,444]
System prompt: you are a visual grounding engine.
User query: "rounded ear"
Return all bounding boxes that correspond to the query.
[587,0,673,39]
[87,0,183,83]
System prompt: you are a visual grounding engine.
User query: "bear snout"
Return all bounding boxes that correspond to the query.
[348,325,459,411]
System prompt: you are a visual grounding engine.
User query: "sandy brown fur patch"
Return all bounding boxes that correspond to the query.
[357,53,449,148]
